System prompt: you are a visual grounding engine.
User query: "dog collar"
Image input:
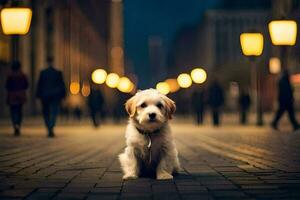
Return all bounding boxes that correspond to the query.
[135,127,161,135]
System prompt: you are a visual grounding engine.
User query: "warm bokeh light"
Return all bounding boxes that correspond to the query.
[70,82,80,95]
[240,33,264,56]
[117,77,134,93]
[269,20,297,46]
[81,83,90,97]
[1,8,32,35]
[106,73,120,88]
[291,74,300,84]
[91,69,107,84]
[269,57,281,74]
[190,68,207,84]
[156,82,170,95]
[165,79,180,93]
[177,73,192,88]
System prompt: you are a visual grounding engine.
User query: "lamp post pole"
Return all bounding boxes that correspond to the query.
[250,57,263,126]
[280,46,288,70]
[11,35,18,61]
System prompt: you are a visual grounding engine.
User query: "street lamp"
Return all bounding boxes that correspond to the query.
[156,82,170,95]
[106,73,120,88]
[177,73,192,89]
[117,77,134,93]
[269,57,281,74]
[165,79,180,93]
[268,20,297,71]
[91,69,107,84]
[190,68,207,84]
[0,7,32,60]
[240,32,264,126]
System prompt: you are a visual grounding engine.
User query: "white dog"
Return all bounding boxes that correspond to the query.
[119,88,181,180]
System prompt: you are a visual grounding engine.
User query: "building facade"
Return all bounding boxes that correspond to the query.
[0,0,119,118]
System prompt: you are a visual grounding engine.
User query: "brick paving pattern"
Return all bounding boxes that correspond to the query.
[1,122,300,199]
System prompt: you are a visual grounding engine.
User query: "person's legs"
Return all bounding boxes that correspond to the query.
[271,104,285,129]
[90,109,98,127]
[287,104,299,130]
[10,105,21,135]
[42,101,51,133]
[241,109,246,124]
[48,102,59,136]
[212,108,219,126]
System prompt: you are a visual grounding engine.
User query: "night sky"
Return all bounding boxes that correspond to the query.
[124,0,221,88]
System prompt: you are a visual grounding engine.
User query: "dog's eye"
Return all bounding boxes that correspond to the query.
[140,103,147,108]
[156,103,163,109]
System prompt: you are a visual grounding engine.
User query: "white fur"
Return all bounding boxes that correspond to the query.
[119,89,181,180]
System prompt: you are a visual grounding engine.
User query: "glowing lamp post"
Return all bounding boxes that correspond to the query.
[177,73,192,89]
[91,69,107,84]
[191,68,207,84]
[105,73,120,88]
[117,77,134,93]
[156,82,170,95]
[1,7,32,60]
[240,32,264,126]
[269,57,281,74]
[165,79,180,93]
[268,20,297,71]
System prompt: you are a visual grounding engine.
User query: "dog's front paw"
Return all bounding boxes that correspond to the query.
[157,172,173,180]
[123,174,138,180]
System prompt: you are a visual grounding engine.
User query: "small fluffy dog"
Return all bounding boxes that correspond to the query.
[119,88,181,180]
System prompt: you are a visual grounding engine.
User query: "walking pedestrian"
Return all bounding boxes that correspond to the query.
[191,88,205,125]
[88,85,105,127]
[5,61,29,136]
[238,89,251,125]
[208,80,224,126]
[36,57,66,137]
[271,69,299,131]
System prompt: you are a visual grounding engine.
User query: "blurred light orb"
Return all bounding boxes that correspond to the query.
[81,83,90,97]
[165,79,180,93]
[1,8,32,35]
[117,77,134,93]
[240,33,264,56]
[269,57,281,74]
[177,73,192,88]
[70,82,80,95]
[156,82,170,95]
[191,68,207,84]
[92,69,107,84]
[269,20,297,46]
[106,73,120,88]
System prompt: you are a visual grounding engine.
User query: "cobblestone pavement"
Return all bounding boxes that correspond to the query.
[1,120,300,200]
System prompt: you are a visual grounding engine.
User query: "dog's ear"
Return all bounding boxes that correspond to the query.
[161,95,176,119]
[125,95,136,117]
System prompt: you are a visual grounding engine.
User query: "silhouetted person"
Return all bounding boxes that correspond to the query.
[88,87,104,127]
[238,89,251,125]
[192,88,205,125]
[272,69,299,131]
[208,80,224,126]
[37,57,66,137]
[5,61,29,136]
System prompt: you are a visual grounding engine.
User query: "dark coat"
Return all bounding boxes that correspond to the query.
[238,94,251,110]
[5,71,29,105]
[208,82,224,108]
[192,90,205,111]
[88,88,104,111]
[278,73,294,105]
[36,66,66,102]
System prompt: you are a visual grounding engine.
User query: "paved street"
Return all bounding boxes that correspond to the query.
[1,119,300,200]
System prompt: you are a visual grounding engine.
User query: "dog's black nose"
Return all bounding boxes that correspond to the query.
[149,113,156,120]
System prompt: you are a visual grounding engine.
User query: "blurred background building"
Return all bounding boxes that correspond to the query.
[1,0,300,118]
